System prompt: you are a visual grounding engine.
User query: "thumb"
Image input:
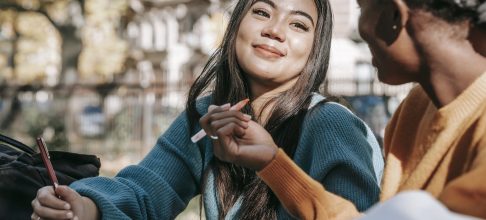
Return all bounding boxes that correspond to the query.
[55,185,81,203]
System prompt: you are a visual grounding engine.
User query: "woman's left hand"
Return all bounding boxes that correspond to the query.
[200,104,278,171]
[215,119,278,170]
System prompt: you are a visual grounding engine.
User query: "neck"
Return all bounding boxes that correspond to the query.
[411,13,486,107]
[250,77,298,123]
[418,40,486,108]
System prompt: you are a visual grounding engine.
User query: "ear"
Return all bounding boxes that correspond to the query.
[375,0,409,46]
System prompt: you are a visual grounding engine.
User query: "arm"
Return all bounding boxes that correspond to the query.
[69,111,207,219]
[258,149,361,220]
[277,102,382,218]
[438,129,486,218]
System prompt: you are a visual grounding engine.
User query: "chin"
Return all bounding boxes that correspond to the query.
[377,70,411,85]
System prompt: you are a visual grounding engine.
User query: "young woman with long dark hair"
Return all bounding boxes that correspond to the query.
[31,0,383,219]
[205,0,486,219]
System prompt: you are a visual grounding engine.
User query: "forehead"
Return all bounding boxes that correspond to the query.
[252,0,318,20]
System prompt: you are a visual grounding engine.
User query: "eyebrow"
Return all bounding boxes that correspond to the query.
[252,0,315,27]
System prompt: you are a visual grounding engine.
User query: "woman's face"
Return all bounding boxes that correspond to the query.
[357,0,421,85]
[236,0,317,90]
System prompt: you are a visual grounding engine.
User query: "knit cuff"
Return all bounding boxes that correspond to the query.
[257,149,323,208]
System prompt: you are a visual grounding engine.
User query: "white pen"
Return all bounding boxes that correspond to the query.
[191,98,250,143]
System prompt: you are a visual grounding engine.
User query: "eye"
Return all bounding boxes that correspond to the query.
[252,8,270,18]
[291,22,310,32]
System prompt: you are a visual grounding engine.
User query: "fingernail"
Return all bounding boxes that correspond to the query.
[67,212,73,218]
[221,103,230,109]
[64,203,70,209]
[244,114,252,120]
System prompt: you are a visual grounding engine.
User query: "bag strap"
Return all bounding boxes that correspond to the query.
[0,133,36,155]
[309,92,326,109]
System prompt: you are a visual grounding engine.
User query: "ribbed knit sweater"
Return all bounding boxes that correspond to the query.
[70,96,383,219]
[258,72,486,219]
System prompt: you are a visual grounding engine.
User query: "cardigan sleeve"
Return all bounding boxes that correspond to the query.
[438,118,486,218]
[260,102,383,219]
[70,111,206,220]
[258,149,361,220]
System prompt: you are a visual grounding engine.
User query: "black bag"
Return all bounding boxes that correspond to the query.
[0,133,101,220]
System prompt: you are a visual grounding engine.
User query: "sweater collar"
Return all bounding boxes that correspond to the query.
[436,71,486,123]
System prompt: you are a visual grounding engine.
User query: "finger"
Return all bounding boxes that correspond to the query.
[55,185,81,204]
[32,198,74,219]
[212,123,241,159]
[210,118,249,133]
[214,123,245,161]
[211,111,251,123]
[217,123,247,140]
[208,103,230,113]
[200,104,231,135]
[36,186,70,210]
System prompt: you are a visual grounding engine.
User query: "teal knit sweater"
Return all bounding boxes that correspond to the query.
[71,97,383,219]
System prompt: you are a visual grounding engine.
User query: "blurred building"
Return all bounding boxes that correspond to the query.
[0,0,412,171]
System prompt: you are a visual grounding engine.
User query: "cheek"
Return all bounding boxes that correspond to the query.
[358,10,381,46]
[235,27,250,63]
[290,37,314,63]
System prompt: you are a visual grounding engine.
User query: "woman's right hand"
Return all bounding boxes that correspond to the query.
[31,185,99,220]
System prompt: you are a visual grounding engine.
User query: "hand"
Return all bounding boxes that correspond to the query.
[200,104,278,171]
[31,185,99,220]
[215,119,278,170]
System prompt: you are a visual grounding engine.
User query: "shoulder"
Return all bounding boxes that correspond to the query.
[385,85,432,137]
[395,85,430,114]
[295,100,383,185]
[305,101,367,133]
[298,101,379,156]
[195,95,212,115]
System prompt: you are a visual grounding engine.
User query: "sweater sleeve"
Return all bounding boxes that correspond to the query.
[438,118,486,218]
[70,111,205,220]
[260,102,384,219]
[258,149,361,220]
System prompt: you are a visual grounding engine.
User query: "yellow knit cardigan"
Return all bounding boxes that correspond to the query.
[258,72,486,219]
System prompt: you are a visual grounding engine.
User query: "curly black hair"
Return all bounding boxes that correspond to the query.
[405,0,486,24]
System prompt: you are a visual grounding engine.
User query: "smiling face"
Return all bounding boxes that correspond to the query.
[357,0,422,85]
[235,0,318,91]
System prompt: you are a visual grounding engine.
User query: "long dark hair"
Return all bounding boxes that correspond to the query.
[186,0,333,219]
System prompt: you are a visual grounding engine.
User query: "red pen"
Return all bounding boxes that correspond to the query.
[36,137,59,193]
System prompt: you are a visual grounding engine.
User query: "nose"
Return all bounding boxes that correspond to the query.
[261,20,286,42]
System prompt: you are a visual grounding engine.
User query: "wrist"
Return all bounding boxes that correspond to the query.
[257,145,278,171]
[82,196,100,220]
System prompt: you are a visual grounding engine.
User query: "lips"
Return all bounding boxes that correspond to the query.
[253,44,286,57]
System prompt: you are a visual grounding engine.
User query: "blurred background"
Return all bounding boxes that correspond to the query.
[0,0,412,218]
